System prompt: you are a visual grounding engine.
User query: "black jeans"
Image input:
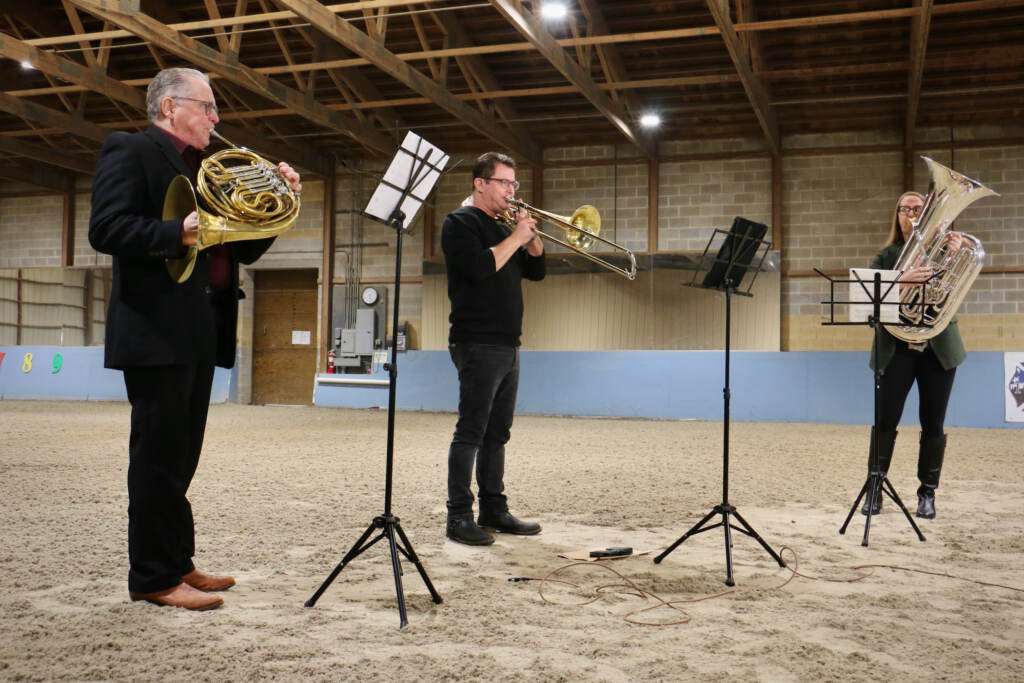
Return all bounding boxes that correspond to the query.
[123,363,215,593]
[877,343,956,437]
[446,343,519,519]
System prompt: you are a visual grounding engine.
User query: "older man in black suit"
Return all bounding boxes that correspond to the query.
[89,67,301,610]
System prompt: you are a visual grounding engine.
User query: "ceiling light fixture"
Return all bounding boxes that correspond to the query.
[541,3,568,20]
[640,113,661,128]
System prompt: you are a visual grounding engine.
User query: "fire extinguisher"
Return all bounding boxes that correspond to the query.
[327,349,336,374]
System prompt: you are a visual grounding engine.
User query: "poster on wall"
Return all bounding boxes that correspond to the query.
[1005,352,1024,423]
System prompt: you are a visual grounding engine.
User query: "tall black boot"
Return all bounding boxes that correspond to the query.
[861,427,898,515]
[916,433,946,519]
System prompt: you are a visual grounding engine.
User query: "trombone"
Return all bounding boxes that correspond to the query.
[502,197,637,280]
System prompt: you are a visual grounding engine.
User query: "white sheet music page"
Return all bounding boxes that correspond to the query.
[849,268,901,323]
[364,131,449,230]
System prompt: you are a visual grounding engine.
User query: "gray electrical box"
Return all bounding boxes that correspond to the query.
[354,308,375,356]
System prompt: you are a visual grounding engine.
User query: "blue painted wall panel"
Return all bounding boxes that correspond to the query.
[3,345,1019,428]
[0,347,230,402]
[315,349,1021,429]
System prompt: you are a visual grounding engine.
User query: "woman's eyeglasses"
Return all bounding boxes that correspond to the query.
[897,205,922,216]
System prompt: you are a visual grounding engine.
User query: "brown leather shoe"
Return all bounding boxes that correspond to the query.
[182,569,236,592]
[129,583,223,610]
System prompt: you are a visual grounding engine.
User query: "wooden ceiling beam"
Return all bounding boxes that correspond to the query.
[25,0,426,48]
[1,28,333,175]
[0,134,95,174]
[287,20,410,134]
[905,0,933,151]
[273,0,539,162]
[488,0,654,158]
[26,0,1020,53]
[65,0,394,157]
[201,0,232,53]
[705,0,779,153]
[577,0,643,120]
[228,0,249,54]
[0,159,75,193]
[0,29,148,110]
[431,9,539,152]
[0,91,112,142]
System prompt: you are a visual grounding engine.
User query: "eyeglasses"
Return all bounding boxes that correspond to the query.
[482,177,520,192]
[175,97,218,117]
[897,205,922,216]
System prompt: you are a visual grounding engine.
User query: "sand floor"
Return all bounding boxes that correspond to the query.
[1,400,1022,681]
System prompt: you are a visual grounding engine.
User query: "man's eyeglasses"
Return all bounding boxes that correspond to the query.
[482,177,520,192]
[176,97,218,117]
[897,205,922,216]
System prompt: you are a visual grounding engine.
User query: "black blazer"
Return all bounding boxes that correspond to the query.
[89,125,274,370]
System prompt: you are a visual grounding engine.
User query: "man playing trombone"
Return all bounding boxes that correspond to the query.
[441,152,545,546]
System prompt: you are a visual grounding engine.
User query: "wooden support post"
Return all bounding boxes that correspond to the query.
[771,153,782,252]
[422,204,435,260]
[61,187,75,268]
[647,158,659,253]
[532,162,543,209]
[320,171,337,373]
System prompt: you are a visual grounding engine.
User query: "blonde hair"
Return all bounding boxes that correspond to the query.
[884,191,925,247]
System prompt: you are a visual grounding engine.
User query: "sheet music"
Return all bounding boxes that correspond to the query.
[364,131,449,230]
[849,268,901,323]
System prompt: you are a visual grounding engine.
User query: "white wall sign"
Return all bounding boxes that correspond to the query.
[291,330,311,346]
[1004,352,1024,422]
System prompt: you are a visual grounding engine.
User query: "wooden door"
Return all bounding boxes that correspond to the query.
[252,269,318,405]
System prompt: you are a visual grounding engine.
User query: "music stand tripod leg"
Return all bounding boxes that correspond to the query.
[730,507,785,568]
[305,134,449,626]
[305,520,383,607]
[653,506,723,564]
[722,506,735,586]
[881,478,926,541]
[393,519,443,605]
[381,517,411,628]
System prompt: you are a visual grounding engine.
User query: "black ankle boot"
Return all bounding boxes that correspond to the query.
[478,510,541,535]
[861,486,883,516]
[861,427,898,516]
[446,517,495,545]
[915,433,946,520]
[916,485,936,519]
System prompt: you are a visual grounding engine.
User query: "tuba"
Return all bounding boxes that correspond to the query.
[163,130,300,283]
[887,156,997,343]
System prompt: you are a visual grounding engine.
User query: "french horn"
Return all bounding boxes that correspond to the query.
[163,130,301,283]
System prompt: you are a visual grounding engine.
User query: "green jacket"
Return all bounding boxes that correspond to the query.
[868,241,967,372]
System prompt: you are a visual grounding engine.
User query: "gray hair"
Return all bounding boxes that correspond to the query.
[146,67,210,122]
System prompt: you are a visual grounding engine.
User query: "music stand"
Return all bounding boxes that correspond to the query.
[818,268,927,546]
[305,132,451,626]
[654,217,785,586]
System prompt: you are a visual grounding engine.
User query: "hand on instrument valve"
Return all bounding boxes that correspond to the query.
[182,211,199,246]
[900,259,934,286]
[944,230,963,256]
[512,207,543,255]
[277,161,302,194]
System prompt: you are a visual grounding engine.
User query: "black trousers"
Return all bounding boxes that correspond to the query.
[877,343,956,437]
[123,363,215,593]
[446,343,519,519]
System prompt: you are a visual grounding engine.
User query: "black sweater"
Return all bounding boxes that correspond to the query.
[441,205,546,346]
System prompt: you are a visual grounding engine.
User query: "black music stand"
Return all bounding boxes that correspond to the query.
[305,132,451,626]
[653,217,785,586]
[818,268,927,546]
